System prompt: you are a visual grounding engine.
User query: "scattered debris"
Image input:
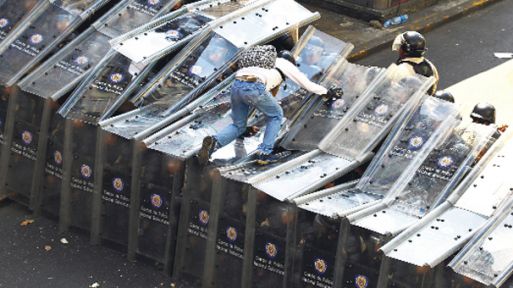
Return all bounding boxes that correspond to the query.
[44,245,52,251]
[60,238,69,244]
[20,219,34,226]
[369,20,383,29]
[494,52,513,59]
[90,282,100,288]
[339,20,354,28]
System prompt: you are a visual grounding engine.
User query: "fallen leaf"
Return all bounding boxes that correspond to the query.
[20,219,34,226]
[60,238,69,244]
[44,245,52,251]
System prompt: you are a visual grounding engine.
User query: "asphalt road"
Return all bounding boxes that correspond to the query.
[0,201,174,288]
[356,0,513,90]
[1,1,513,287]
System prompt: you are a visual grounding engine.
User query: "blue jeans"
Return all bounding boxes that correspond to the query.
[214,80,283,154]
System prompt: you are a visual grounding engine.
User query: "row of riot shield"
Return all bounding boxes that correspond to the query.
[0,0,99,172]
[0,0,182,210]
[0,0,117,204]
[286,96,469,288]
[164,32,437,286]
[14,2,319,282]
[377,131,513,288]
[192,60,437,288]
[88,23,333,283]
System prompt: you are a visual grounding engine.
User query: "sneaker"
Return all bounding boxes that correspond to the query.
[255,151,287,165]
[198,136,217,165]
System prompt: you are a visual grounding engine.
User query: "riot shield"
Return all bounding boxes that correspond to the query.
[19,28,112,99]
[376,132,513,288]
[319,64,436,161]
[111,0,258,64]
[281,62,384,151]
[263,27,354,127]
[95,0,180,38]
[58,51,151,124]
[0,0,109,86]
[449,195,513,287]
[0,0,42,43]
[350,122,496,236]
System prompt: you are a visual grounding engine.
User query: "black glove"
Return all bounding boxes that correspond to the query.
[323,87,344,106]
[241,126,260,138]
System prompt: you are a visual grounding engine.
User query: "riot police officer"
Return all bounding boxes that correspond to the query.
[393,31,439,95]
[470,102,496,125]
[470,102,508,137]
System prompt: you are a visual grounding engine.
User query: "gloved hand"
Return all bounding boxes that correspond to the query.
[323,86,344,106]
[241,126,261,137]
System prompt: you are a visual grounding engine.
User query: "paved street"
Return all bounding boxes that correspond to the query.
[0,202,174,288]
[356,0,513,90]
[1,0,513,287]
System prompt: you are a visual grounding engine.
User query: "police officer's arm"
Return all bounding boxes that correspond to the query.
[275,58,328,95]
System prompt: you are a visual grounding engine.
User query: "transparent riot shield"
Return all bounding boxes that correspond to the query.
[18,28,112,99]
[375,133,513,288]
[319,64,436,160]
[350,122,496,237]
[0,0,109,86]
[450,195,513,287]
[0,0,42,44]
[269,27,353,125]
[95,0,180,38]
[281,62,384,151]
[58,51,152,124]
[111,0,259,64]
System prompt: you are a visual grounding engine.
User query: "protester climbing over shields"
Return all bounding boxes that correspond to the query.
[198,45,343,165]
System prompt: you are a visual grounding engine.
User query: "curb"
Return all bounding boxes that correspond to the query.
[348,0,503,60]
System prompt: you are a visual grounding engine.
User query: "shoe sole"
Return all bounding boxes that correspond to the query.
[198,136,214,165]
[257,159,279,166]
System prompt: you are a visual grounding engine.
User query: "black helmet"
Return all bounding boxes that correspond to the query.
[433,90,455,103]
[392,31,427,57]
[278,50,296,65]
[471,102,496,124]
